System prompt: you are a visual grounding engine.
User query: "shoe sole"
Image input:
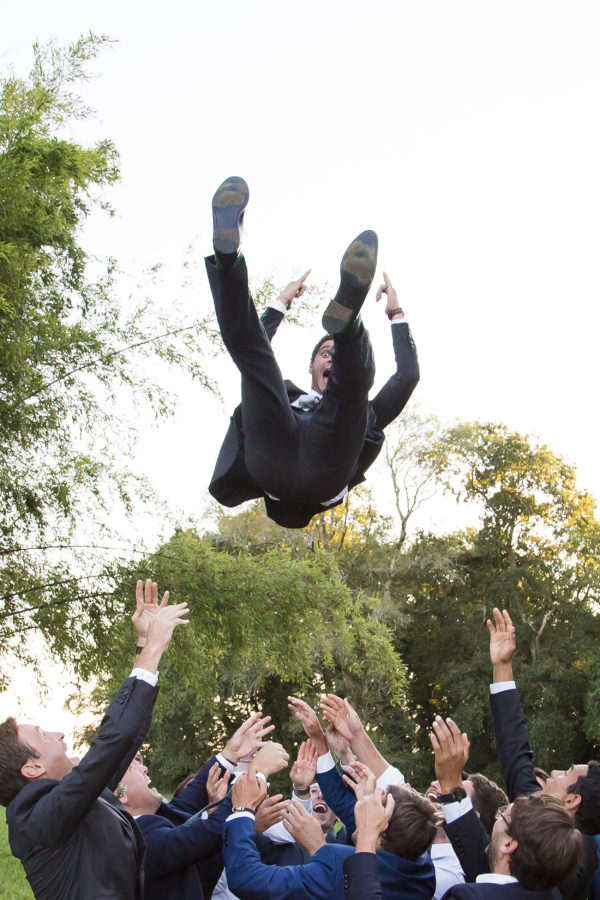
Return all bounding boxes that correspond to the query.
[322,230,378,334]
[212,176,249,256]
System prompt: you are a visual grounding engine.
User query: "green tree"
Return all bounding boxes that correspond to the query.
[0,35,218,682]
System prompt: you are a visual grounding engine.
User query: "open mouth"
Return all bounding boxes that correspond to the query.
[323,368,331,385]
[313,801,328,814]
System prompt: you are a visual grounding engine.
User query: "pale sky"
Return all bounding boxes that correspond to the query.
[3,0,600,735]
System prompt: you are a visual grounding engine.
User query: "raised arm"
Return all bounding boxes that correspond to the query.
[319,694,398,782]
[487,607,540,800]
[260,270,310,341]
[370,272,419,430]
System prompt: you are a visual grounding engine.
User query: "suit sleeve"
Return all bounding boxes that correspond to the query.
[139,800,228,879]
[442,808,489,882]
[490,688,541,801]
[224,815,341,900]
[20,677,158,847]
[343,853,383,900]
[260,306,285,343]
[167,755,223,816]
[369,321,419,431]
[316,765,357,836]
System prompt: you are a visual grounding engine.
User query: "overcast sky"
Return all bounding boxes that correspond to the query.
[3,0,600,734]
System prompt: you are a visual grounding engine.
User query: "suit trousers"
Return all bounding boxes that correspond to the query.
[206,256,375,504]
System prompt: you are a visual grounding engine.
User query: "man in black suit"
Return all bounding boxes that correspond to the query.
[0,581,189,900]
[206,176,419,528]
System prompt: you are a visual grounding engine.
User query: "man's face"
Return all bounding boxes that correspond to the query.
[310,782,337,833]
[545,764,588,797]
[309,341,333,394]
[120,757,162,815]
[17,724,77,781]
[487,802,513,872]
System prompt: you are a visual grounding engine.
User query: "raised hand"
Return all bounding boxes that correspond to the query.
[325,724,355,766]
[342,760,377,800]
[282,800,326,856]
[319,694,363,743]
[222,713,275,764]
[131,578,169,643]
[375,271,404,320]
[288,697,328,755]
[252,742,290,778]
[137,597,189,672]
[429,716,470,794]
[354,790,395,854]
[254,794,289,833]
[232,768,267,813]
[206,761,231,803]
[487,607,517,668]
[290,740,318,792]
[276,269,311,309]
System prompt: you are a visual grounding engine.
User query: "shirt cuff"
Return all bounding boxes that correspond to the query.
[490,681,516,694]
[292,791,312,811]
[391,317,407,325]
[226,811,255,822]
[316,751,336,774]
[268,299,287,314]
[216,752,237,773]
[376,765,405,789]
[130,667,158,687]
[442,796,473,823]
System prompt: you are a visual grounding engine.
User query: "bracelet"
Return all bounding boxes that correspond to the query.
[387,307,404,320]
[293,787,310,796]
[135,645,145,655]
[231,806,256,815]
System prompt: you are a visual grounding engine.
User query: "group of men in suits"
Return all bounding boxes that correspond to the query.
[0,580,598,899]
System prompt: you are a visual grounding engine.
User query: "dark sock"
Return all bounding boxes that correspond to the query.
[215,250,243,272]
[336,315,363,343]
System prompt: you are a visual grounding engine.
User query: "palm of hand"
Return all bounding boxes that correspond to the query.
[490,632,514,664]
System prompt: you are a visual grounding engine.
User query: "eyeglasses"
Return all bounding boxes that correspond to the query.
[494,804,511,827]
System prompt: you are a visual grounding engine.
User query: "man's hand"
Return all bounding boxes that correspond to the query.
[319,695,363,743]
[429,716,470,795]
[288,697,328,756]
[342,761,376,800]
[131,578,169,644]
[354,790,395,854]
[290,740,318,792]
[232,768,267,812]
[282,801,327,856]
[487,607,516,682]
[325,725,356,767]
[276,270,311,310]
[222,713,275,764]
[206,761,231,803]
[375,272,404,320]
[136,599,189,673]
[252,742,290,778]
[254,794,290,833]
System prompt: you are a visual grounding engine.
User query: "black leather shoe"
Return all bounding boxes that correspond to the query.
[212,176,249,257]
[321,230,378,334]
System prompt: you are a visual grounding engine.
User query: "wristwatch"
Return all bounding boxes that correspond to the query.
[231,806,256,814]
[437,787,467,803]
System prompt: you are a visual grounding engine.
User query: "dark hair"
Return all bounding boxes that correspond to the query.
[310,334,334,363]
[508,793,582,890]
[380,785,437,861]
[569,760,600,834]
[468,772,508,835]
[0,717,39,807]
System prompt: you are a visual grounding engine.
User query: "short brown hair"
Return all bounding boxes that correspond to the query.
[508,793,583,890]
[310,334,334,363]
[468,772,508,835]
[380,785,437,861]
[0,717,39,807]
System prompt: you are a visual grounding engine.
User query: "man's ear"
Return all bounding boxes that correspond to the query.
[21,759,46,781]
[503,836,518,859]
[565,792,581,813]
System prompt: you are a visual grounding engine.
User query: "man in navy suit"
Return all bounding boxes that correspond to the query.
[0,582,189,900]
[206,176,419,528]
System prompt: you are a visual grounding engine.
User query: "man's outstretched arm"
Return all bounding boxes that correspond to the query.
[370,272,419,430]
[261,271,311,341]
[487,607,540,800]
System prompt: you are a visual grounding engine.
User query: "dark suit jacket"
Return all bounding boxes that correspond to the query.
[343,852,384,899]
[135,755,229,900]
[442,883,561,899]
[7,676,157,900]
[224,814,435,900]
[209,308,419,528]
